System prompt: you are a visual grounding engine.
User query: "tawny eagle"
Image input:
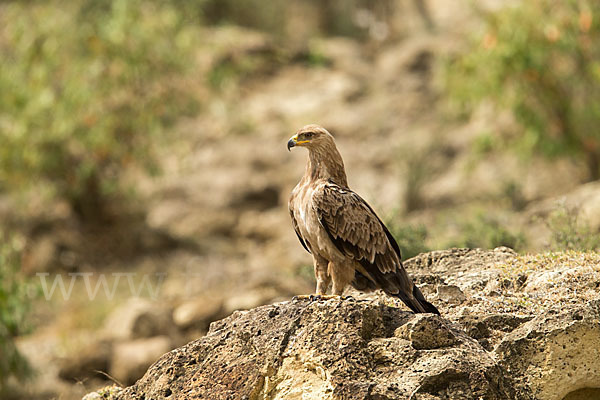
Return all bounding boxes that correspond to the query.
[287,124,439,314]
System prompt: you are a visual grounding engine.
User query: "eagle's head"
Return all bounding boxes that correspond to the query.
[287,124,334,152]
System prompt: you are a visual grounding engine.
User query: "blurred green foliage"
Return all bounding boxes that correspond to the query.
[544,204,600,251]
[295,263,317,286]
[0,234,33,388]
[0,0,200,222]
[387,220,430,260]
[198,0,371,38]
[446,0,600,180]
[0,0,390,223]
[447,212,525,251]
[198,0,288,37]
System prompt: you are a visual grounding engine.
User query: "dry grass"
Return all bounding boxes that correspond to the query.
[491,251,600,314]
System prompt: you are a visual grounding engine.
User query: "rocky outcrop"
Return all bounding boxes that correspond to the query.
[497,306,600,400]
[85,249,600,400]
[101,300,507,400]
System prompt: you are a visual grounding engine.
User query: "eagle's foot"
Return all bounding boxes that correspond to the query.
[292,294,313,301]
[313,294,341,301]
[292,294,342,302]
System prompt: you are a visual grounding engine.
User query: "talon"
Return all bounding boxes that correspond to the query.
[292,295,312,301]
[342,295,355,301]
[314,294,340,301]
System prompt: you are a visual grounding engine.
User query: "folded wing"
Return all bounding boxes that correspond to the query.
[313,180,439,314]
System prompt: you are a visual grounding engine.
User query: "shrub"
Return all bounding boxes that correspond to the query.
[544,203,600,251]
[0,234,34,388]
[386,219,430,260]
[448,212,525,251]
[0,0,200,222]
[445,0,600,180]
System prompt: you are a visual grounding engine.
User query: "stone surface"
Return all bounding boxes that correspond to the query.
[86,249,600,400]
[394,314,460,350]
[58,340,111,382]
[109,336,173,386]
[82,386,123,400]
[103,298,175,340]
[114,300,505,400]
[172,296,224,331]
[222,286,284,315]
[497,305,600,400]
[434,284,466,305]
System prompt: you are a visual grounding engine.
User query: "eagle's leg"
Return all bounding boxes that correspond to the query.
[314,254,331,295]
[329,261,355,296]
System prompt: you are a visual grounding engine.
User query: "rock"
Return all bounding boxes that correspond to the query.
[109,336,173,386]
[82,385,123,400]
[58,340,111,382]
[172,296,224,331]
[395,314,460,350]
[434,284,466,305]
[405,247,517,279]
[111,300,505,400]
[457,313,533,351]
[527,181,600,231]
[103,298,176,340]
[497,304,600,400]
[564,388,600,400]
[85,249,600,400]
[222,286,283,315]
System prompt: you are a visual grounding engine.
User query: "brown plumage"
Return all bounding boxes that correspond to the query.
[287,124,439,314]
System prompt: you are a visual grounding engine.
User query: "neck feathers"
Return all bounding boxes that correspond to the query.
[304,142,348,187]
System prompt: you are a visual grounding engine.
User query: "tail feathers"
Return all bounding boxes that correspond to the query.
[395,285,440,315]
[413,285,440,315]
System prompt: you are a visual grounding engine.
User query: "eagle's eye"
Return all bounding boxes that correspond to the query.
[304,132,315,138]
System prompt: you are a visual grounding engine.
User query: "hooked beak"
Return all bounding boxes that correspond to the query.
[287,137,296,152]
[287,134,310,151]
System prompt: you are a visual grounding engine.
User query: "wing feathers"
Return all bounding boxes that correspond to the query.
[314,182,440,315]
[289,207,311,254]
[314,182,399,273]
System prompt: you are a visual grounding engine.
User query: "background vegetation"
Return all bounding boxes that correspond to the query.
[0,234,33,389]
[544,203,600,251]
[0,0,200,223]
[1,0,600,397]
[446,0,600,181]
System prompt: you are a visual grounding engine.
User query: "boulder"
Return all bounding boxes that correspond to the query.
[433,284,466,305]
[172,296,224,331]
[82,385,123,400]
[109,336,173,386]
[394,314,461,350]
[102,298,176,340]
[497,305,600,400]
[85,249,600,399]
[58,340,111,382]
[222,286,284,315]
[112,299,506,400]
